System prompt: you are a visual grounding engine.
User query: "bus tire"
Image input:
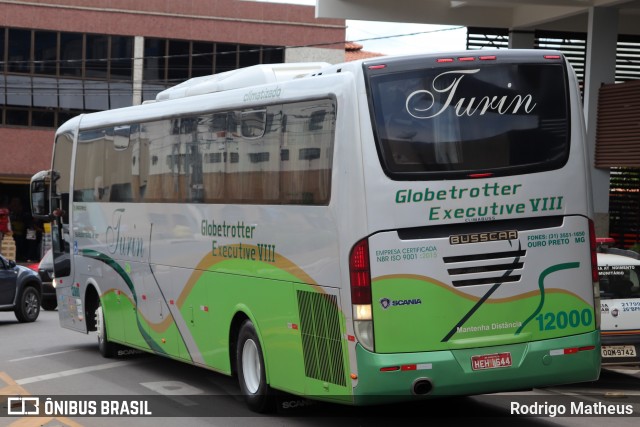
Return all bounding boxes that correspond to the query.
[96,302,117,358]
[236,320,274,413]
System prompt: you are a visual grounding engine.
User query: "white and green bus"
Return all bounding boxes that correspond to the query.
[31,50,601,412]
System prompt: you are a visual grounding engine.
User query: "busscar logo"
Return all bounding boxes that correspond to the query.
[450,230,518,245]
[7,397,40,415]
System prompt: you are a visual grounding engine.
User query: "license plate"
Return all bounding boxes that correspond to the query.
[471,352,512,370]
[601,345,637,358]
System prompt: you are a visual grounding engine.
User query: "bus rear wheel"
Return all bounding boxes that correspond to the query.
[236,320,274,413]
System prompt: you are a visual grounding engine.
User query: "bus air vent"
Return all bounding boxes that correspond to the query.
[442,250,525,287]
[296,290,347,387]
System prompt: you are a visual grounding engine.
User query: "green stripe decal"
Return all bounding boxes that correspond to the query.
[516,261,580,335]
[442,242,523,342]
[81,249,166,355]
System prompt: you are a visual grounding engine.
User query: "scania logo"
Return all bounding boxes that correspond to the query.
[380,298,422,309]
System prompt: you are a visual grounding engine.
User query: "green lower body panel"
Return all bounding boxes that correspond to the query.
[353,331,601,405]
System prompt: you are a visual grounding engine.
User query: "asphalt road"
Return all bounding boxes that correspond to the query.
[1,309,639,427]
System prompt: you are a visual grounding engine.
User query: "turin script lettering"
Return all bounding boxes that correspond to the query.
[405,69,537,119]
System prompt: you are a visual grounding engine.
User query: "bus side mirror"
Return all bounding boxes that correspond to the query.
[30,170,52,221]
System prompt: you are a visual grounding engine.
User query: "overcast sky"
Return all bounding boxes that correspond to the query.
[253,0,467,55]
[347,21,467,55]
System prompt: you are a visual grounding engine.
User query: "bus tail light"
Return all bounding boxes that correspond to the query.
[350,238,374,351]
[350,239,371,304]
[588,219,598,283]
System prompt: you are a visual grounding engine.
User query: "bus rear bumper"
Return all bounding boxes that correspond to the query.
[352,331,601,405]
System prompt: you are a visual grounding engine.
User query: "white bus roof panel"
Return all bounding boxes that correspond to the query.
[155,62,331,101]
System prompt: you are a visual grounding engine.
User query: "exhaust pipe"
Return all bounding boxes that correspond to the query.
[412,378,433,395]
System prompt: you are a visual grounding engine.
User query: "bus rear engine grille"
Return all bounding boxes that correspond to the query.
[296,290,346,387]
[443,249,525,287]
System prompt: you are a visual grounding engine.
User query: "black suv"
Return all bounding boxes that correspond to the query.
[0,254,42,322]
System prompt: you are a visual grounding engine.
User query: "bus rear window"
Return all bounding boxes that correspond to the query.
[368,62,570,179]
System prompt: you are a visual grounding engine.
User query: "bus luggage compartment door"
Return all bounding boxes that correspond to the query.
[368,223,595,354]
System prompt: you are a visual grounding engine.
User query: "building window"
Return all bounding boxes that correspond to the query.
[111,36,133,80]
[216,43,238,74]
[1,27,285,129]
[60,32,83,77]
[34,31,58,76]
[168,40,190,83]
[5,108,29,126]
[0,29,5,73]
[7,29,31,74]
[32,109,56,128]
[86,34,109,79]
[192,42,214,77]
[143,38,285,85]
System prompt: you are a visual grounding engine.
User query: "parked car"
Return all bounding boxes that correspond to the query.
[0,253,42,322]
[29,249,56,310]
[597,239,640,365]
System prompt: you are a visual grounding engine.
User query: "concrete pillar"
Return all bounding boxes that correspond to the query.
[583,7,618,237]
[132,36,144,106]
[508,30,535,49]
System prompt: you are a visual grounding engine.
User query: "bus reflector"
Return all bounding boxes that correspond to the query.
[550,346,594,356]
[380,364,421,372]
[479,55,496,60]
[458,57,475,61]
[350,239,371,304]
[437,58,454,63]
[368,65,386,70]
[544,55,561,60]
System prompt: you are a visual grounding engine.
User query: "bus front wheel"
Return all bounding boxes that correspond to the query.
[96,303,117,358]
[236,320,274,413]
